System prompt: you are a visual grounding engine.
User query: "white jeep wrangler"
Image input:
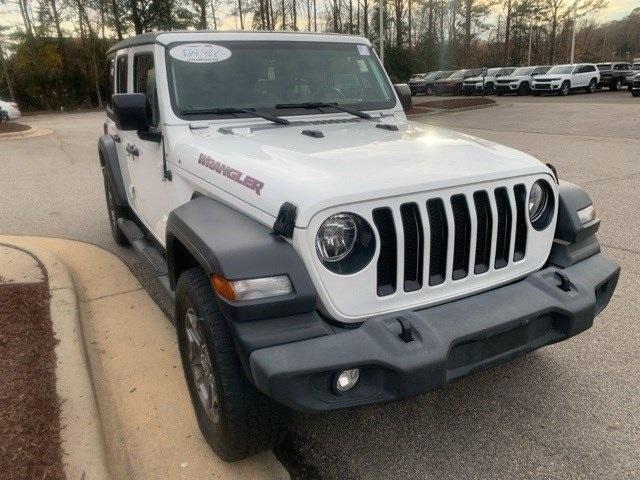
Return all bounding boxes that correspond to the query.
[99,31,620,461]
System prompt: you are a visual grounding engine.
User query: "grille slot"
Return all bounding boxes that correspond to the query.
[451,195,471,280]
[372,207,397,296]
[400,203,424,292]
[513,184,528,261]
[473,191,492,274]
[426,198,448,286]
[494,187,512,269]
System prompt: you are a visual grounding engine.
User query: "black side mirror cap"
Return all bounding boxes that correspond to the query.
[394,84,412,112]
[112,93,149,131]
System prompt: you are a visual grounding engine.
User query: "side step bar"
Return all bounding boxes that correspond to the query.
[117,217,175,303]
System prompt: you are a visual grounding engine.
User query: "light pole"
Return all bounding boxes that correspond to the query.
[570,0,578,63]
[379,0,384,65]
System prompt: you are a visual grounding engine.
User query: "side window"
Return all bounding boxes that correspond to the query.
[106,56,115,108]
[134,53,159,127]
[116,54,128,93]
[575,66,585,74]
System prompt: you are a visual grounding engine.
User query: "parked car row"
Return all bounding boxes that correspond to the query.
[0,99,22,122]
[409,61,640,97]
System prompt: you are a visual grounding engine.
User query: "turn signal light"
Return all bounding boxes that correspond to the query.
[212,275,293,302]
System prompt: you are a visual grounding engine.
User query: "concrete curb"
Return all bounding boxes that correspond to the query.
[0,127,54,140]
[0,236,290,480]
[0,241,111,480]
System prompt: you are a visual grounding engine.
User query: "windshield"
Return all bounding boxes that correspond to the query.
[496,68,515,77]
[486,68,500,76]
[167,41,395,118]
[448,69,467,79]
[424,71,440,81]
[547,65,574,74]
[512,67,534,76]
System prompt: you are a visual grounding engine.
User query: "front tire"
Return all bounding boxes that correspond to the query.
[176,267,291,461]
[102,171,130,246]
[517,82,530,95]
[560,81,571,96]
[632,90,640,97]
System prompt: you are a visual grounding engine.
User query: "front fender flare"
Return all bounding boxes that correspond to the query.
[166,196,317,322]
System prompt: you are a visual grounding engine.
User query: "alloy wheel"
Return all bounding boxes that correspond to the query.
[185,308,220,424]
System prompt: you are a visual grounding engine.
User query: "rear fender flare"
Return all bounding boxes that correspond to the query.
[98,134,128,208]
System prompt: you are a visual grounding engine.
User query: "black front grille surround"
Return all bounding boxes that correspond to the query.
[372,185,532,297]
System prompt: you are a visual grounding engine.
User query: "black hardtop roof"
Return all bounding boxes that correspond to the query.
[107,30,366,55]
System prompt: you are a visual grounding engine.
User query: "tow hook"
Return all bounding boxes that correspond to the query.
[397,318,414,343]
[555,271,574,292]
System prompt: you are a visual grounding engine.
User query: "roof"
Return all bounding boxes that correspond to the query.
[107,30,370,54]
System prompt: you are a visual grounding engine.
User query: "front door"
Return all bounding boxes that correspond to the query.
[126,47,169,243]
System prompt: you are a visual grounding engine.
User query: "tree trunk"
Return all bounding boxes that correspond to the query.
[549,14,557,64]
[49,0,67,68]
[313,0,317,31]
[111,0,123,39]
[307,0,311,30]
[211,0,218,28]
[407,0,412,48]
[293,0,298,29]
[464,0,472,52]
[503,0,512,63]
[18,0,34,38]
[281,0,286,28]
[363,0,368,35]
[0,41,16,102]
[349,0,353,33]
[238,0,245,28]
[130,0,143,34]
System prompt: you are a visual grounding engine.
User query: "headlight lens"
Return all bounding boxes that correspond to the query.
[315,213,376,274]
[315,213,358,262]
[528,180,555,230]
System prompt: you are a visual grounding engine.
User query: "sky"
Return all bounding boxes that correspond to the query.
[0,0,636,35]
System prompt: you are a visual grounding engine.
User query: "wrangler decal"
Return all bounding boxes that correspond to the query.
[198,153,264,196]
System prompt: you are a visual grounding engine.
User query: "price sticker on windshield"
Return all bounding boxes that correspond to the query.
[170,43,232,63]
[357,45,370,56]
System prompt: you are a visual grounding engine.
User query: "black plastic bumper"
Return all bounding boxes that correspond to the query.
[247,253,619,412]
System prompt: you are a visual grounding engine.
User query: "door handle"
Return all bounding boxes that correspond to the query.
[112,133,121,143]
[126,144,139,157]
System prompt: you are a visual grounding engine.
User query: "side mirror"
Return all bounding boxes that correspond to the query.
[112,93,149,132]
[394,84,412,112]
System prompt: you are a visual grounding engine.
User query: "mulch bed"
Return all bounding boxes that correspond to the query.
[0,278,65,480]
[412,97,496,110]
[0,123,31,134]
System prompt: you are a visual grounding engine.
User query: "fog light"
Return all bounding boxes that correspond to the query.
[335,368,360,393]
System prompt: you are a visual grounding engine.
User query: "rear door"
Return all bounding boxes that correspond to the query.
[573,66,588,87]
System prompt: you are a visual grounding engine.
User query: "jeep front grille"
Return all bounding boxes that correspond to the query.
[372,185,529,297]
[301,175,557,322]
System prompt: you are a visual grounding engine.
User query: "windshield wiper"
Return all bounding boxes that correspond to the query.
[275,102,372,120]
[180,107,290,125]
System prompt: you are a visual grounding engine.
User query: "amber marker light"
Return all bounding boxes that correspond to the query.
[212,275,293,302]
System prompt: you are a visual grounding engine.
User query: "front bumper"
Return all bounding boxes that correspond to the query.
[495,83,518,93]
[532,82,561,91]
[248,253,619,411]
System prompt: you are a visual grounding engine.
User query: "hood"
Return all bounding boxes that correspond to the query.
[464,76,486,82]
[174,118,549,227]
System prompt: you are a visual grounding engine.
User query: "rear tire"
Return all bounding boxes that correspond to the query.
[612,78,622,91]
[176,267,291,462]
[586,78,597,93]
[0,111,8,123]
[102,171,130,246]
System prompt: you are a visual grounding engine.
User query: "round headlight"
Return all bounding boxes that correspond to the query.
[315,213,358,262]
[528,180,554,230]
[315,213,376,274]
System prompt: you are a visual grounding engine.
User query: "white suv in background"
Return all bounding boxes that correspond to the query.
[0,99,21,122]
[531,64,600,96]
[494,66,551,96]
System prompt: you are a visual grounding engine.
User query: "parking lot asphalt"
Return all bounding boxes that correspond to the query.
[1,90,638,479]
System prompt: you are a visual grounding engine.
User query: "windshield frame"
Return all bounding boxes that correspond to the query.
[164,40,398,121]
